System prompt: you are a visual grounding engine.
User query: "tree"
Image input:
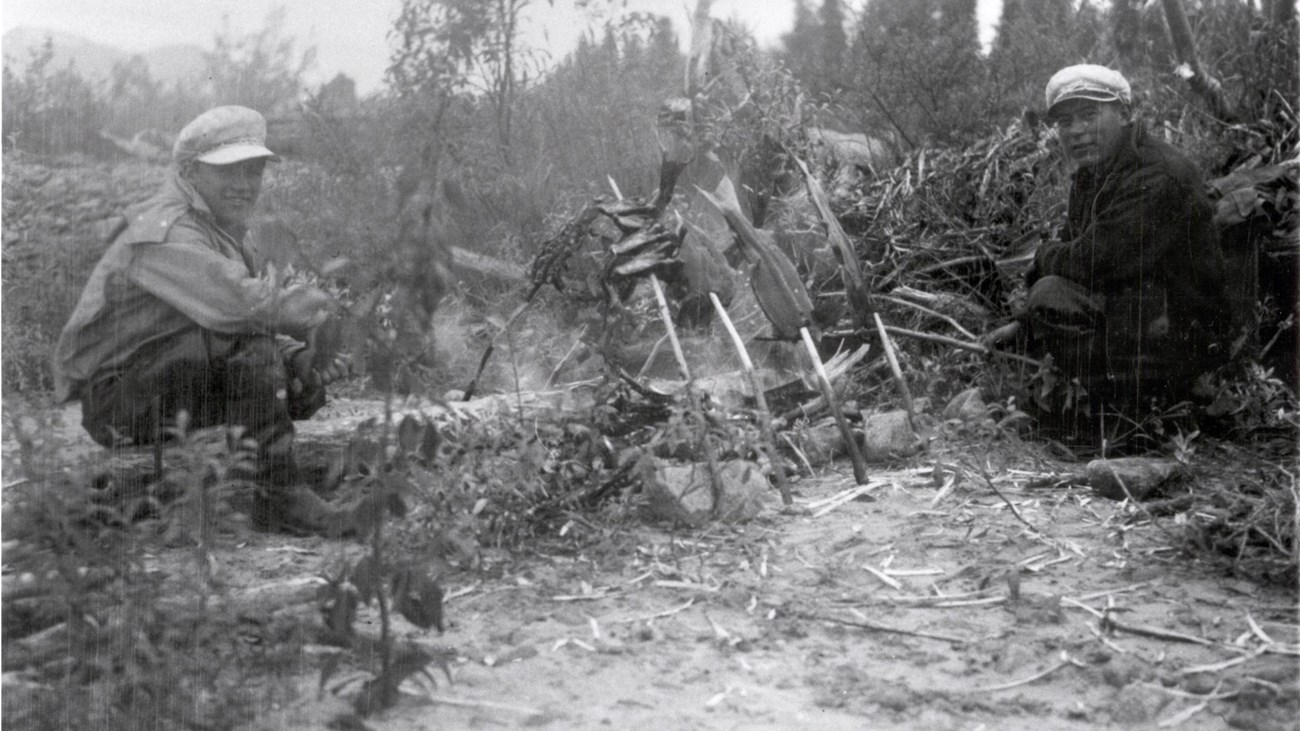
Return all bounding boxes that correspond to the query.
[849,0,991,144]
[203,6,315,114]
[816,0,848,92]
[780,0,821,84]
[1,38,108,154]
[986,0,1101,115]
[388,0,536,165]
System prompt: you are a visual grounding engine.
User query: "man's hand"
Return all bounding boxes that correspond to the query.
[313,353,353,386]
[288,351,353,396]
[280,286,337,341]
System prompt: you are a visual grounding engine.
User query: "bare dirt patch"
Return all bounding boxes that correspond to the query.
[16,401,1294,730]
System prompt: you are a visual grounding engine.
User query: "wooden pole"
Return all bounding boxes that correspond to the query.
[649,274,724,512]
[544,325,588,388]
[1159,0,1239,123]
[799,327,869,485]
[462,289,539,401]
[872,313,918,431]
[709,292,794,505]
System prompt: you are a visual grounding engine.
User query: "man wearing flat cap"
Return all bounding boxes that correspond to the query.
[989,65,1233,436]
[56,105,349,533]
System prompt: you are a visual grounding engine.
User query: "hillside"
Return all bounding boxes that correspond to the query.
[2,26,205,86]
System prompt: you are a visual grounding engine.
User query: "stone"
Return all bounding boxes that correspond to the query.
[943,388,988,423]
[860,410,922,462]
[1108,683,1171,725]
[787,420,845,467]
[1100,655,1150,688]
[1087,457,1187,501]
[638,457,770,526]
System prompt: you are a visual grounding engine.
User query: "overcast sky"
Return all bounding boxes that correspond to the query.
[2,0,1002,95]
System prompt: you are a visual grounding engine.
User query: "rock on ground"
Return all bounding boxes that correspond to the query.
[1087,457,1187,501]
[638,457,771,526]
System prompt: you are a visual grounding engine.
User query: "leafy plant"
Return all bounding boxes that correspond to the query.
[311,412,452,718]
[2,400,303,730]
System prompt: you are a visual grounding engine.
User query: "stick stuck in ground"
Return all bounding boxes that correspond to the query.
[799,327,869,485]
[709,292,793,505]
[872,312,918,430]
[649,274,725,511]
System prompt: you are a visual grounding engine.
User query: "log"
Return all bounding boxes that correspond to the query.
[3,576,327,671]
[449,245,527,284]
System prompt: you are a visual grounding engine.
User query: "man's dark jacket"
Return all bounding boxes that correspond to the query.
[1028,123,1232,379]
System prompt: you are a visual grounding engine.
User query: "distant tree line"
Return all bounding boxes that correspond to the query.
[4,0,1294,216]
[2,8,315,157]
[779,0,1298,151]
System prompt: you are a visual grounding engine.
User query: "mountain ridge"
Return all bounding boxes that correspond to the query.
[2,26,206,88]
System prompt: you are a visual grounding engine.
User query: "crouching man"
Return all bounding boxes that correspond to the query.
[55,105,349,533]
[987,65,1234,436]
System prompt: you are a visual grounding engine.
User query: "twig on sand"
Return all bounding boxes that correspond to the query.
[616,597,697,624]
[879,588,997,605]
[985,479,1041,535]
[809,482,882,517]
[425,694,544,717]
[1155,681,1227,728]
[1108,617,1216,646]
[964,652,1086,692]
[930,596,1008,608]
[1061,596,1214,646]
[1068,582,1153,603]
[1175,648,1266,676]
[805,610,968,645]
[863,565,903,590]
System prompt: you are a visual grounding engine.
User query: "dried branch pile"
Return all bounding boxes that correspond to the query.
[843,118,1067,326]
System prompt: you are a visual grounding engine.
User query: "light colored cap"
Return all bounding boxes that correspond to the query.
[173,105,281,165]
[1045,65,1131,112]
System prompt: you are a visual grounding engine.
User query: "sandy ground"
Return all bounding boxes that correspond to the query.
[244,464,1296,731]
[6,400,1298,731]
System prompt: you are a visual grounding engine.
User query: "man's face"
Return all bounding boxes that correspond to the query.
[184,158,267,229]
[1051,99,1130,169]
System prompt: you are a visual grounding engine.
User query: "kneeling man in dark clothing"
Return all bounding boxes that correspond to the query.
[991,65,1233,422]
[55,105,350,533]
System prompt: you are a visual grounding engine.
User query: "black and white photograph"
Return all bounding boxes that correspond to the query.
[2,0,1297,728]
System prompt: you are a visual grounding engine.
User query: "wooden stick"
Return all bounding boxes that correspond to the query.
[877,294,978,341]
[965,655,1082,693]
[636,333,669,379]
[800,327,869,485]
[544,324,588,387]
[709,292,792,505]
[463,292,539,400]
[649,275,724,512]
[807,611,968,645]
[883,324,1042,368]
[812,483,880,517]
[425,694,544,716]
[1100,615,1217,647]
[872,312,917,429]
